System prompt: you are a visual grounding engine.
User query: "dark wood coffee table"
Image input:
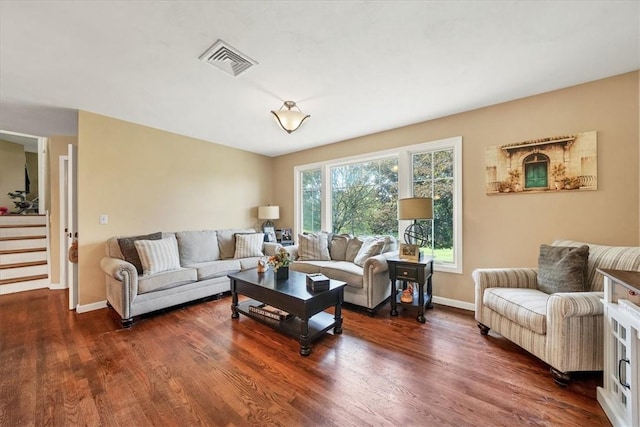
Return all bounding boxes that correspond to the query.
[228,269,347,356]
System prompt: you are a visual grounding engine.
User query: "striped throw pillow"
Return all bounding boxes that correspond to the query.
[234,233,265,258]
[298,233,331,261]
[134,236,181,276]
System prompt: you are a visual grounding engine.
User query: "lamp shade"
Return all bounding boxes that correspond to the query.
[258,205,280,220]
[271,101,310,133]
[398,198,433,220]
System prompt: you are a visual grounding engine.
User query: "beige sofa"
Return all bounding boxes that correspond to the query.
[474,239,640,384]
[286,233,398,315]
[101,229,279,327]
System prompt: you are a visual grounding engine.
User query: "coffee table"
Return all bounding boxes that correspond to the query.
[228,269,347,356]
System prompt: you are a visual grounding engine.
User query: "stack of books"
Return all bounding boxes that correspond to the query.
[306,273,330,292]
[248,304,292,321]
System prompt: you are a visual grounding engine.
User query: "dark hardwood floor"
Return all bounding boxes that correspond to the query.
[0,289,609,426]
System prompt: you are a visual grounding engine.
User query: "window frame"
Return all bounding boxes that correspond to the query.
[294,136,462,274]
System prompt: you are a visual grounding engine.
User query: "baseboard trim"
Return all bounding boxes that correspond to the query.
[77,300,107,313]
[433,296,474,312]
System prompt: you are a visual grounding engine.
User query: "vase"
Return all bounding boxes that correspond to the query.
[275,266,289,280]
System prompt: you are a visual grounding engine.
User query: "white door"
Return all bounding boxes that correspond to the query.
[67,144,78,310]
[59,155,69,299]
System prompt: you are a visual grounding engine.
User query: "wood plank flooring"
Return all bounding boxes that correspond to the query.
[0,289,609,426]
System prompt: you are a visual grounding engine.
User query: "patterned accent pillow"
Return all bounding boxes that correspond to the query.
[234,233,265,258]
[134,236,181,276]
[117,232,162,273]
[354,237,386,267]
[537,244,589,294]
[298,233,331,261]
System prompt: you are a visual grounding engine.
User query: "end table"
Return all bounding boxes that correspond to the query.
[388,256,434,323]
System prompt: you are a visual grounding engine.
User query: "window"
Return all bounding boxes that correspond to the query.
[295,136,462,273]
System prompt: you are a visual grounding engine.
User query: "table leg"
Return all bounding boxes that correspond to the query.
[426,273,433,309]
[417,281,426,323]
[334,289,344,334]
[390,279,398,316]
[230,280,239,319]
[299,319,311,356]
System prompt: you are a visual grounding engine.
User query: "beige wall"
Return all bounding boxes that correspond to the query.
[77,111,274,305]
[273,71,640,304]
[47,136,78,286]
[0,139,26,210]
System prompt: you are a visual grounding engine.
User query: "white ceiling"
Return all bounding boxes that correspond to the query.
[1,1,638,157]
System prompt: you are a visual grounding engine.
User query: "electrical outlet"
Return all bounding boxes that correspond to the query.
[99,214,108,225]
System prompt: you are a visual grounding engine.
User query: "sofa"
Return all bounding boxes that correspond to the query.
[101,229,280,327]
[474,239,640,385]
[285,233,398,315]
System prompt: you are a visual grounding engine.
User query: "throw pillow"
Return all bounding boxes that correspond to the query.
[176,230,219,265]
[345,237,363,263]
[134,236,181,276]
[234,233,265,258]
[217,229,255,259]
[117,232,162,274]
[537,244,590,294]
[329,234,350,261]
[354,237,386,267]
[298,233,331,261]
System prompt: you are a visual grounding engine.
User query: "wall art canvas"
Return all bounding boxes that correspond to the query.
[485,131,597,195]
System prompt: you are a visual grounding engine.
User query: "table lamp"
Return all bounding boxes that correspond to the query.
[258,205,280,230]
[397,197,433,246]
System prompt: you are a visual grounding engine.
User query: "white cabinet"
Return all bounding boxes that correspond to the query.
[597,269,640,427]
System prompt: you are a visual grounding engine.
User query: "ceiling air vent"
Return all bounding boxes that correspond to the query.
[199,39,257,77]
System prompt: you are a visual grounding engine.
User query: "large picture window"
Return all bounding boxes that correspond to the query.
[295,136,462,273]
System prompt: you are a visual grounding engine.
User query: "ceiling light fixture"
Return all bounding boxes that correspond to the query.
[271,101,310,134]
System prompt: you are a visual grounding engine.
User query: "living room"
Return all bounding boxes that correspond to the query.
[1,1,639,425]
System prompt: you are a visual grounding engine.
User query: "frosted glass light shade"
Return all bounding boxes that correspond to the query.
[258,205,280,220]
[271,101,310,133]
[398,198,433,220]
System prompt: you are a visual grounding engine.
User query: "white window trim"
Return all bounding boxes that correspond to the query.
[294,136,463,274]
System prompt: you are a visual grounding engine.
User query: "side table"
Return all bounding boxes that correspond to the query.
[388,256,434,323]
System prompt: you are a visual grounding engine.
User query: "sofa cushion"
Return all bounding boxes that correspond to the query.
[186,259,242,280]
[134,236,181,276]
[537,244,589,294]
[354,237,385,267]
[117,232,162,274]
[321,262,365,289]
[234,233,265,258]
[329,234,350,261]
[484,287,549,335]
[176,230,219,265]
[298,233,331,261]
[345,237,363,263]
[217,229,255,259]
[138,267,197,294]
[290,261,332,275]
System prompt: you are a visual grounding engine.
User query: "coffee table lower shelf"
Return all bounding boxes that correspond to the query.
[237,299,338,354]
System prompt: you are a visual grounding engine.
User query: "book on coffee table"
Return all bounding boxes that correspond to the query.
[248,304,292,321]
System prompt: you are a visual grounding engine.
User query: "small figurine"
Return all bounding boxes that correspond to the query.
[257,258,267,273]
[401,283,414,303]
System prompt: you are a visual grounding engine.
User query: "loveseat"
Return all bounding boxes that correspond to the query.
[285,233,398,315]
[101,229,280,327]
[474,239,640,384]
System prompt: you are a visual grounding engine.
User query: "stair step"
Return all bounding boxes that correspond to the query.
[0,224,46,228]
[0,247,47,255]
[0,263,48,280]
[0,238,47,251]
[0,274,49,285]
[0,215,46,226]
[0,227,46,238]
[0,235,46,241]
[0,260,48,270]
[0,250,47,264]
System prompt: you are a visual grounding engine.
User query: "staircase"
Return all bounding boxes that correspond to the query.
[0,214,50,294]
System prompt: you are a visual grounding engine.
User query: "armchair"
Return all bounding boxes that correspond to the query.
[474,240,640,385]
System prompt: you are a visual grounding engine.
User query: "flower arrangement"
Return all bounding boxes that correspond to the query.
[267,248,291,271]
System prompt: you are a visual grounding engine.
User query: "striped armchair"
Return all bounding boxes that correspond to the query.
[473,240,640,385]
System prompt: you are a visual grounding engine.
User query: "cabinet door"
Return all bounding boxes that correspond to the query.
[608,310,634,422]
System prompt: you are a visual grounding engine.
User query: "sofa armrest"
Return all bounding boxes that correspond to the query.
[101,256,138,283]
[547,292,604,318]
[363,253,390,275]
[100,256,139,320]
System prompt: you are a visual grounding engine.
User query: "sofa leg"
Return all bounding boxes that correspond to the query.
[477,322,490,335]
[550,367,570,386]
[366,308,376,317]
[121,318,133,328]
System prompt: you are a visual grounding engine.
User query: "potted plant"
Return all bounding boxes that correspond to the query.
[550,164,566,190]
